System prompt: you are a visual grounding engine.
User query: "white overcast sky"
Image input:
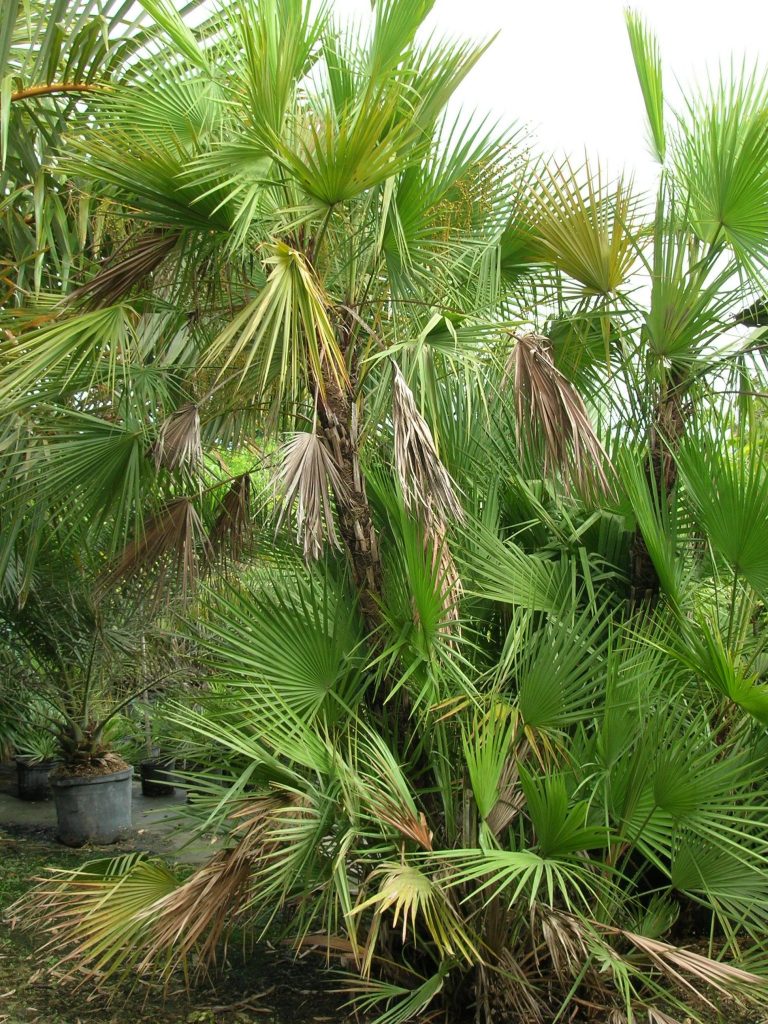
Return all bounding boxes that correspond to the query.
[322,0,768,190]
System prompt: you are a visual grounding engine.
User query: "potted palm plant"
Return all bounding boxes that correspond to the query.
[0,570,178,845]
[120,700,183,798]
[14,710,60,801]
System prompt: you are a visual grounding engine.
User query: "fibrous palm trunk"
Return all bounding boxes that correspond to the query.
[315,339,383,636]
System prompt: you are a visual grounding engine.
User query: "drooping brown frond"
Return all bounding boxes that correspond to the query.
[391,362,464,524]
[210,473,252,560]
[151,403,202,473]
[70,231,180,308]
[274,431,347,560]
[617,928,768,1009]
[137,848,252,975]
[533,907,589,984]
[98,497,209,601]
[9,797,296,986]
[506,333,613,497]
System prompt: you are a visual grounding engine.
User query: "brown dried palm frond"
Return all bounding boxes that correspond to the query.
[391,362,464,525]
[137,849,253,976]
[646,1009,683,1024]
[70,231,180,308]
[505,333,613,497]
[151,403,202,473]
[362,790,434,851]
[10,797,297,986]
[135,795,295,977]
[98,496,209,601]
[533,907,589,983]
[616,928,767,1010]
[485,755,525,836]
[274,431,347,560]
[209,473,252,560]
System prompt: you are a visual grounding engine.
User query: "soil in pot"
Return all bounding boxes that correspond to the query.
[140,757,176,797]
[51,762,133,846]
[15,758,57,801]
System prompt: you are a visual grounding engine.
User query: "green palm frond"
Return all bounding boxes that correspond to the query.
[459,518,572,613]
[195,571,366,722]
[4,410,153,557]
[434,847,605,914]
[640,185,742,365]
[463,701,517,822]
[237,0,326,140]
[271,86,422,208]
[344,967,449,1024]
[354,860,480,971]
[519,767,609,858]
[616,447,686,606]
[625,9,666,164]
[0,304,140,408]
[672,66,768,273]
[678,432,768,598]
[533,158,642,297]
[8,854,180,982]
[202,241,346,404]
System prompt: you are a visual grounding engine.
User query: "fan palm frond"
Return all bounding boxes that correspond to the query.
[532,158,641,296]
[391,362,463,524]
[506,332,613,496]
[151,403,202,474]
[99,496,209,601]
[625,10,666,164]
[274,431,347,560]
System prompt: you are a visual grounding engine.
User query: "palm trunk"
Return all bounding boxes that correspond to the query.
[315,356,383,636]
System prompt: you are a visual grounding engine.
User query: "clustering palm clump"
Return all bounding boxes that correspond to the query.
[4,1,768,1022]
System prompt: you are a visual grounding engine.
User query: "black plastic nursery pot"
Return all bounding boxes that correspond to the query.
[140,757,176,797]
[15,758,57,801]
[51,766,133,846]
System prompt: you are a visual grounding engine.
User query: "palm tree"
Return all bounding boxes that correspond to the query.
[1,0,541,637]
[7,3,768,1023]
